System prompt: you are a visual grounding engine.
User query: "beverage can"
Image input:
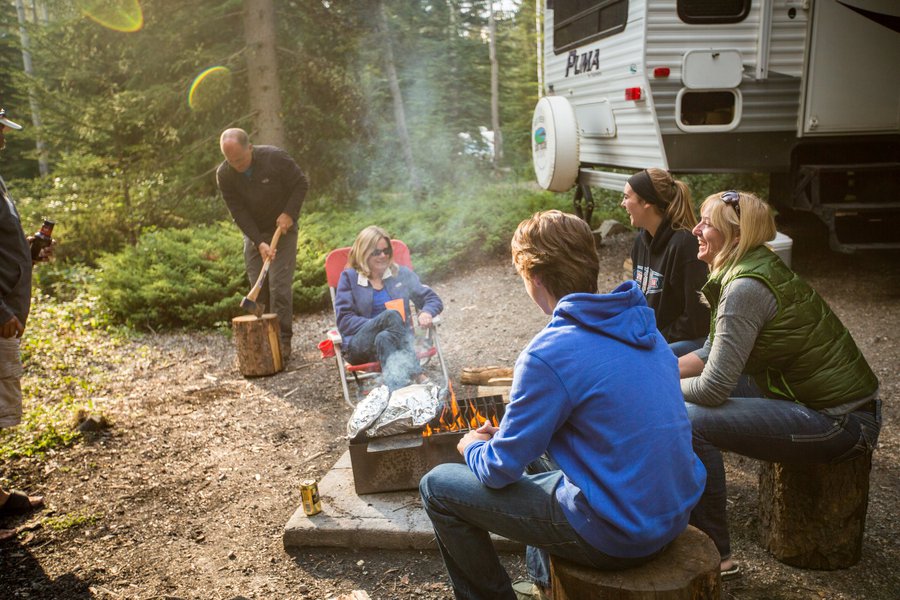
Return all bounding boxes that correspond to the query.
[300,479,322,516]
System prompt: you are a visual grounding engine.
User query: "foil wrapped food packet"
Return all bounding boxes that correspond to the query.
[366,382,442,438]
[347,384,390,440]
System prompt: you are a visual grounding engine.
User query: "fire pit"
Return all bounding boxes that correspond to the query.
[349,394,505,494]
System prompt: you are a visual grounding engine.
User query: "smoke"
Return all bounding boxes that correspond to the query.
[381,343,420,391]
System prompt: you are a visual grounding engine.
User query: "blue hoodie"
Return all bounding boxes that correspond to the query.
[464,280,706,558]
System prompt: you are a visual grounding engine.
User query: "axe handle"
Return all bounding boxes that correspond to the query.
[246,228,283,303]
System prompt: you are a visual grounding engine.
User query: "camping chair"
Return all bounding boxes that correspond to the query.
[323,240,449,408]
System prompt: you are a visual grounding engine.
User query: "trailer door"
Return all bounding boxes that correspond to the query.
[802,0,900,135]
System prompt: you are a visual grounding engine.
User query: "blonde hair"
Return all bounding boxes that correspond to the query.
[511,210,599,299]
[348,225,397,278]
[700,191,777,275]
[646,168,697,230]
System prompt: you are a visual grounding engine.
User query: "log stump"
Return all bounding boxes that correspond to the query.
[232,313,283,377]
[550,525,720,599]
[758,453,872,569]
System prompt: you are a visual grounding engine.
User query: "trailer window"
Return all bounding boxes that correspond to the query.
[678,0,750,24]
[676,90,742,132]
[553,0,629,53]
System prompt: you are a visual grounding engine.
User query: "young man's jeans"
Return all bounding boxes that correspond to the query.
[687,396,881,559]
[668,337,706,358]
[420,463,660,600]
[346,309,419,390]
[243,226,298,349]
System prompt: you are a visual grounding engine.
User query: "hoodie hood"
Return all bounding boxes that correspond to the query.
[552,280,658,350]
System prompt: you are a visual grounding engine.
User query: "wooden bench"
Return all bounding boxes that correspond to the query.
[550,525,720,599]
[758,452,873,569]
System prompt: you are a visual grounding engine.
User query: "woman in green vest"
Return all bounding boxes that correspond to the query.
[679,190,880,579]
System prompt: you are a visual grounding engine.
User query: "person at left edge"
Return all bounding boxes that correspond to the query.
[1,107,49,542]
[216,128,309,361]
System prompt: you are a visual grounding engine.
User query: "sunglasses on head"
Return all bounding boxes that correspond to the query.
[370,246,392,258]
[721,190,741,218]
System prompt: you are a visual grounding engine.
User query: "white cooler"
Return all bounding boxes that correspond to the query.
[765,231,793,267]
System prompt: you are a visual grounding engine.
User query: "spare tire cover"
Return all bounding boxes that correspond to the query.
[532,96,579,192]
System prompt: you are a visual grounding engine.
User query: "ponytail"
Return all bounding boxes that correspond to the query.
[646,168,698,231]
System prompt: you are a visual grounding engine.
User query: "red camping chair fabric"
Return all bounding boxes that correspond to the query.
[323,240,446,407]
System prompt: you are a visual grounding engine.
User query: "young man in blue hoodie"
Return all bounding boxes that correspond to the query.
[420,210,706,599]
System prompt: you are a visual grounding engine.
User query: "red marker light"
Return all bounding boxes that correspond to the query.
[653,67,671,78]
[625,87,643,101]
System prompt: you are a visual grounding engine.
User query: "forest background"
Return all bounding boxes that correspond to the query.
[1,0,764,331]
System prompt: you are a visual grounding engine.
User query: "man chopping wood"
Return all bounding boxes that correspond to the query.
[216,128,309,361]
[1,107,51,541]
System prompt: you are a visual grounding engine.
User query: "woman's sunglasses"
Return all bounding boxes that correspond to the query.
[370,247,392,258]
[721,190,741,218]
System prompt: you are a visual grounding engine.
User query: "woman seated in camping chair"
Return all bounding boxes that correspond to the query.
[334,225,443,390]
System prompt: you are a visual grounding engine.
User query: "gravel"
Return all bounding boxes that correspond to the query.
[0,213,896,599]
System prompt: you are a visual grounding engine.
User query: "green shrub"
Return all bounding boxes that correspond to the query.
[93,222,246,330]
[0,293,123,460]
[86,178,674,330]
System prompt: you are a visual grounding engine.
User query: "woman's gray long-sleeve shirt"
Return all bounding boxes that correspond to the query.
[681,278,776,406]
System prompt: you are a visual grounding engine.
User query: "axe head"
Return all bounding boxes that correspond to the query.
[240,296,265,318]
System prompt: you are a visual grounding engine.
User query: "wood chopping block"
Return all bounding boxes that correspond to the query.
[232,313,283,377]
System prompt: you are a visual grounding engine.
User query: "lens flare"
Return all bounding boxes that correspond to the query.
[79,0,144,32]
[188,67,232,111]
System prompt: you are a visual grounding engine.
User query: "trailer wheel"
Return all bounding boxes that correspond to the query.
[532,96,579,192]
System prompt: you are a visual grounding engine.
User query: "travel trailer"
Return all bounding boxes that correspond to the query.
[531,0,900,250]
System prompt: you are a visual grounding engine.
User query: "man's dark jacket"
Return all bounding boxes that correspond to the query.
[216,145,309,246]
[0,176,32,327]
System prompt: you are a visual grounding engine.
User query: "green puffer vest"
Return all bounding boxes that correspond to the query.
[702,246,878,409]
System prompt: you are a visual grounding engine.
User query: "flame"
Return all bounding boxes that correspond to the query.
[423,381,500,437]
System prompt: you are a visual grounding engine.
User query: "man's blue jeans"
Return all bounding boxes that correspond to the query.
[420,463,659,600]
[687,396,881,559]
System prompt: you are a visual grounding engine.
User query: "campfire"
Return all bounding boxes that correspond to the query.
[422,382,501,437]
[348,389,506,494]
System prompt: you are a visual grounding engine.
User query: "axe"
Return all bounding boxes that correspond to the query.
[240,228,282,318]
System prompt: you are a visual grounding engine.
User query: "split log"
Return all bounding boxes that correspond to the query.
[758,453,872,569]
[461,366,513,385]
[551,525,720,599]
[232,313,283,377]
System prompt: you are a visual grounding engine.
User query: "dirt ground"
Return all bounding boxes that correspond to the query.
[1,214,898,599]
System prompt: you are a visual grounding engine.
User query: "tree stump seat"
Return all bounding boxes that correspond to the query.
[550,525,720,599]
[758,452,873,569]
[232,313,284,377]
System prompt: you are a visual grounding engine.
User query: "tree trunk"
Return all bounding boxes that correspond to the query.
[535,0,543,95]
[15,0,48,175]
[243,0,285,148]
[376,0,423,198]
[488,1,503,169]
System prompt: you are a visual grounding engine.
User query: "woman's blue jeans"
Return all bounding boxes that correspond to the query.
[687,396,881,559]
[419,463,659,600]
[346,310,419,390]
[668,337,706,358]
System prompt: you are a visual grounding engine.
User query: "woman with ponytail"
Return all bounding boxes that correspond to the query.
[621,168,709,355]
